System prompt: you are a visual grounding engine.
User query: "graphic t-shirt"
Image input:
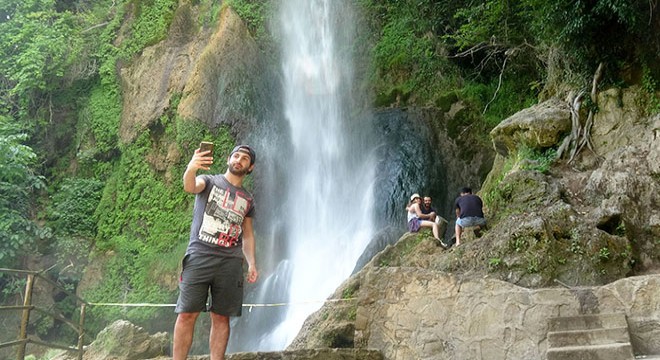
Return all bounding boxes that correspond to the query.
[187,174,254,258]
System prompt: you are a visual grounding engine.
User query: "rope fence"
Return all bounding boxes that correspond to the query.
[88,297,355,308]
[1,266,357,360]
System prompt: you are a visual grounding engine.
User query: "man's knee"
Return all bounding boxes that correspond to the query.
[176,312,199,326]
[210,313,230,325]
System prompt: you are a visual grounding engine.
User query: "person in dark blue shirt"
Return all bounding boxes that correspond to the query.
[420,196,440,225]
[454,187,486,246]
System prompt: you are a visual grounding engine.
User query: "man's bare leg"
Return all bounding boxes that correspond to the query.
[454,224,462,246]
[209,312,230,360]
[173,312,200,360]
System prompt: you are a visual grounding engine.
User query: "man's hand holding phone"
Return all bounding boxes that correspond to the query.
[189,141,214,171]
[199,141,214,155]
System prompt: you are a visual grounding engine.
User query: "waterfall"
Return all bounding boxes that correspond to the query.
[227,0,377,352]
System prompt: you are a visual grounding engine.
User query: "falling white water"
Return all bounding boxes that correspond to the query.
[254,0,377,349]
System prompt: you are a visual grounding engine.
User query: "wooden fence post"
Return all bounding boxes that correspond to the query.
[16,273,34,360]
[77,303,86,360]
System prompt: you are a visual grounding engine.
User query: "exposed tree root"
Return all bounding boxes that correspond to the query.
[557,62,604,163]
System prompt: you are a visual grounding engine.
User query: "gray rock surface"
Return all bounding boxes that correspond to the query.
[51,320,168,360]
[293,264,659,360]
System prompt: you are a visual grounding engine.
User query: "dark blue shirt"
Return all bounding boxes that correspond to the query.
[455,194,484,218]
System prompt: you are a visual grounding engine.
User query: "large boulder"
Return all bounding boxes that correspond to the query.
[490,98,571,156]
[51,320,168,360]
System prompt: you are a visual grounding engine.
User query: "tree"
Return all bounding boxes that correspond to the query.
[0,115,45,267]
[0,0,83,117]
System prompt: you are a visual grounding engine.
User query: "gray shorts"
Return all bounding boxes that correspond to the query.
[175,253,244,316]
[457,216,486,228]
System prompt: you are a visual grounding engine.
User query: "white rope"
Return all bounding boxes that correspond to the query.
[88,298,356,308]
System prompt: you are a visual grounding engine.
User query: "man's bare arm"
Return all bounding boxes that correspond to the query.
[242,217,258,283]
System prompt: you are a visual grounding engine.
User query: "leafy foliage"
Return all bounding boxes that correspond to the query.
[224,0,273,39]
[641,65,660,114]
[0,115,45,266]
[0,0,84,115]
[94,133,190,252]
[517,145,556,174]
[358,0,658,122]
[447,0,658,85]
[359,0,461,106]
[48,178,104,237]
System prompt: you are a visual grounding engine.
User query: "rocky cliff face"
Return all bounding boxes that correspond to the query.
[119,5,260,146]
[292,258,660,360]
[290,238,660,360]
[484,87,659,286]
[289,88,660,359]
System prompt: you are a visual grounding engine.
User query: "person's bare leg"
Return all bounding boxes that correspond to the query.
[420,221,440,239]
[173,312,200,360]
[420,221,447,248]
[209,312,230,360]
[454,224,462,246]
[431,222,439,239]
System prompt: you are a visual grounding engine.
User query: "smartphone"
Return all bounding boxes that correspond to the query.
[199,141,214,155]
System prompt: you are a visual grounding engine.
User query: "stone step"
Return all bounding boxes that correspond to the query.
[159,349,385,360]
[548,326,631,347]
[546,343,635,360]
[547,313,628,332]
[226,350,384,360]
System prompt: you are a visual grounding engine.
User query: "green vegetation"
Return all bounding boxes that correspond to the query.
[0,0,240,337]
[223,0,273,39]
[487,257,502,270]
[341,282,360,300]
[0,115,45,268]
[641,65,660,114]
[0,0,657,345]
[517,145,556,174]
[358,0,658,127]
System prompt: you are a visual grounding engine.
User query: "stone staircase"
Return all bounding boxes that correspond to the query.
[546,313,634,360]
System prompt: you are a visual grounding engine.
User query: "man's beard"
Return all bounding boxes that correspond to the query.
[228,163,249,176]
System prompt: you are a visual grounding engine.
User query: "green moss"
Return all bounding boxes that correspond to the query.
[445,103,474,139]
[347,306,357,321]
[341,282,360,300]
[481,155,516,222]
[377,234,424,267]
[374,86,412,108]
[517,145,557,174]
[434,91,459,112]
[223,0,273,39]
